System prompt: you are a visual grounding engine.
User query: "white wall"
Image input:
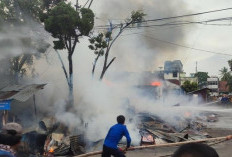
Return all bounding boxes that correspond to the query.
[164,72,179,80]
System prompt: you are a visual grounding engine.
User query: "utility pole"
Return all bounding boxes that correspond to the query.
[196,61,198,73]
[88,0,94,9]
[75,0,79,11]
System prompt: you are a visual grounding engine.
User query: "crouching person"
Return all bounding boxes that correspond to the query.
[102,115,131,157]
[0,123,23,157]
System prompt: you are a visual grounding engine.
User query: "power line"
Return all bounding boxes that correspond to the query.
[94,7,232,28]
[82,0,90,8]
[141,34,232,56]
[145,7,232,22]
[119,32,232,57]
[93,17,232,30]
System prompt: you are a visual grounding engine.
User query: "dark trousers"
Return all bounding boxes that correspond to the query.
[102,145,126,157]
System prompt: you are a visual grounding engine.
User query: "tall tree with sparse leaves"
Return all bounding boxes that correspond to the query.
[89,10,145,80]
[88,33,108,77]
[41,2,94,106]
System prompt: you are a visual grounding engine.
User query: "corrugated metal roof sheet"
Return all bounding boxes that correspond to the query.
[1,84,27,92]
[0,84,46,102]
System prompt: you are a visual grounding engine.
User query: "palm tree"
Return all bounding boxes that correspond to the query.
[228,60,232,71]
[219,67,231,81]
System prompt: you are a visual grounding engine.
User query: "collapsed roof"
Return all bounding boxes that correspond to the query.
[0,84,46,102]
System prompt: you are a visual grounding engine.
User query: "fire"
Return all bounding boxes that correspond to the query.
[150,81,161,86]
[49,147,55,153]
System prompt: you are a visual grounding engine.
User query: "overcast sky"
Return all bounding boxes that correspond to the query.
[70,0,232,77]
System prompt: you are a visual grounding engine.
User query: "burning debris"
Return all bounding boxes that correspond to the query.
[136,111,218,147]
[19,110,219,156]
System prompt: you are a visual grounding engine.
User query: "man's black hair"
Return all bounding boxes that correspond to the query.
[0,133,22,146]
[117,115,125,124]
[172,143,219,157]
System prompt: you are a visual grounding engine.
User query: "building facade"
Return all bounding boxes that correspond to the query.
[163,60,183,85]
[207,77,219,96]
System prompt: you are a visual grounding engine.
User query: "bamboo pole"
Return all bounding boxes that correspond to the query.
[75,135,232,157]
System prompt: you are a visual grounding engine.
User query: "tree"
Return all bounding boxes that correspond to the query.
[181,80,198,93]
[88,33,108,77]
[42,2,94,106]
[226,77,232,92]
[194,72,209,87]
[9,54,34,83]
[0,0,52,84]
[228,59,232,71]
[224,60,232,92]
[88,10,145,80]
[219,67,231,81]
[9,38,50,84]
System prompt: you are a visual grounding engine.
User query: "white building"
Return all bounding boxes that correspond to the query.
[207,77,219,96]
[163,60,183,85]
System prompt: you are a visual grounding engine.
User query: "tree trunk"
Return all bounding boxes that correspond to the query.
[68,53,74,107]
[100,48,109,80]
[92,53,101,77]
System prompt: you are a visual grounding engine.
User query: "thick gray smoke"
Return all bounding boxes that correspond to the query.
[23,0,198,145]
[0,0,213,150]
[87,0,194,71]
[0,21,49,59]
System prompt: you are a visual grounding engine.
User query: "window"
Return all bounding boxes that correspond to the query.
[173,72,177,77]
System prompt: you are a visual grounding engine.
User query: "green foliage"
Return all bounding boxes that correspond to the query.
[219,67,231,81]
[43,2,94,50]
[228,59,232,71]
[9,54,34,77]
[0,0,14,21]
[79,8,94,35]
[181,80,198,93]
[0,0,69,24]
[88,33,108,56]
[226,77,232,92]
[17,0,42,19]
[194,72,209,86]
[44,2,80,38]
[131,10,146,23]
[53,40,65,49]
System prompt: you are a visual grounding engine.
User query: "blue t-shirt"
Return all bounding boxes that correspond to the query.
[104,124,131,149]
[0,150,15,157]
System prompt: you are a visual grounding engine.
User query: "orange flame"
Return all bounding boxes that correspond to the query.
[150,81,161,86]
[49,147,54,153]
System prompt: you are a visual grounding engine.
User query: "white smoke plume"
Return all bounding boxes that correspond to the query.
[30,0,198,146]
[1,1,225,151]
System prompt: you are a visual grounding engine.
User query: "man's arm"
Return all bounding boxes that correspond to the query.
[124,126,131,148]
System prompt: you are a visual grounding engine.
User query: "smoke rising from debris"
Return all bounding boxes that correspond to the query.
[0,0,219,151]
[32,0,198,145]
[0,23,49,60]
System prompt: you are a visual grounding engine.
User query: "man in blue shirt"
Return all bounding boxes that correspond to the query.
[102,115,131,157]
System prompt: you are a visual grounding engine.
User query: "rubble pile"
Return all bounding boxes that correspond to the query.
[12,110,219,156]
[137,112,217,146]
